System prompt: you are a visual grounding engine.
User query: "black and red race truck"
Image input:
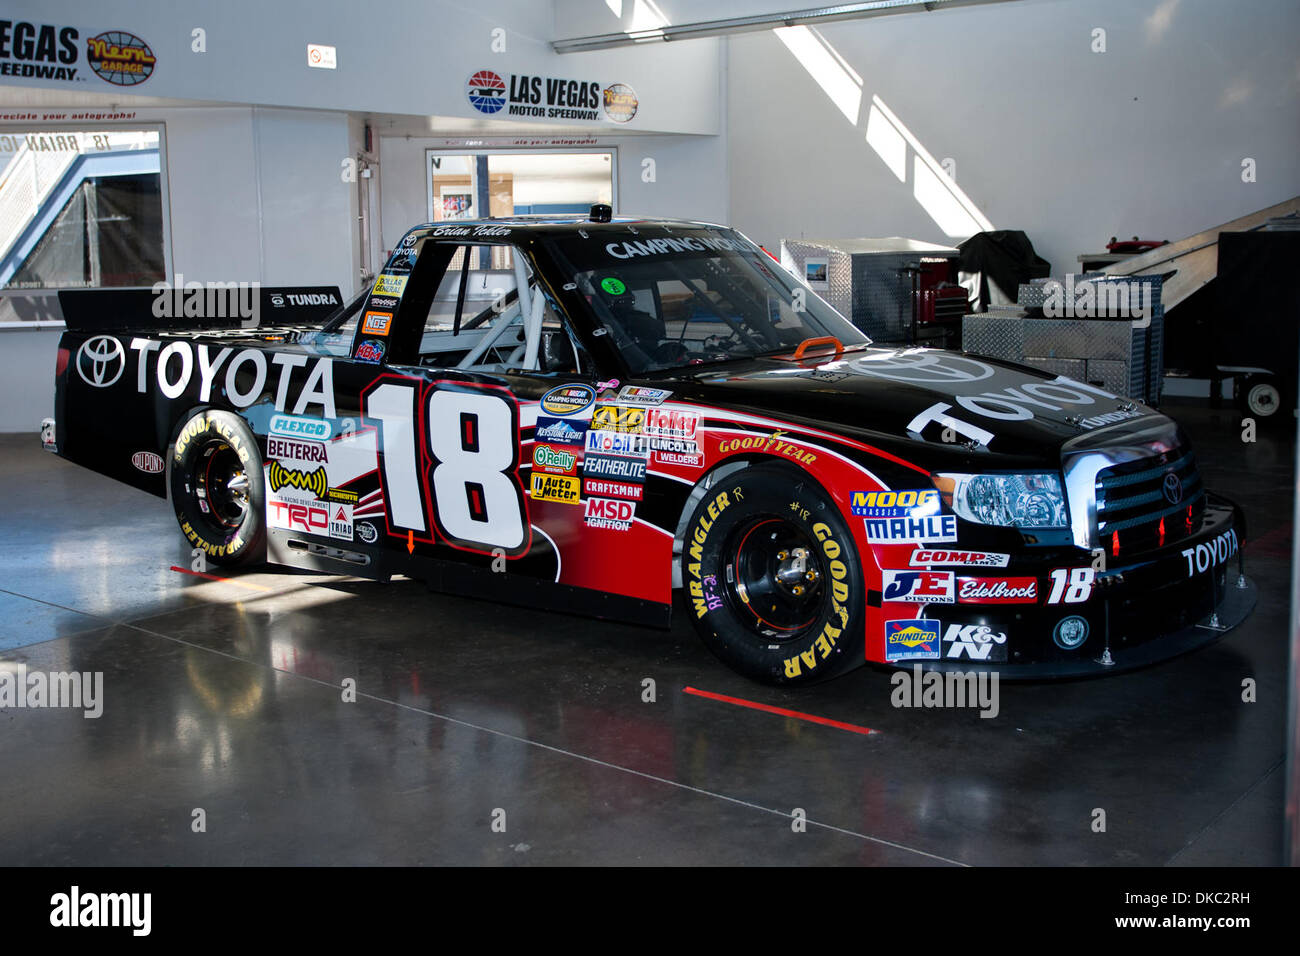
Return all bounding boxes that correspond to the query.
[44,208,1255,684]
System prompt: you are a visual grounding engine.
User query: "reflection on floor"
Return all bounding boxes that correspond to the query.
[0,401,1290,865]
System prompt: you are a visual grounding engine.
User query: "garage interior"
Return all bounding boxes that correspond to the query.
[1,0,1298,869]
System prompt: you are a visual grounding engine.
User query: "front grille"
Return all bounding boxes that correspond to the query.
[1096,448,1205,553]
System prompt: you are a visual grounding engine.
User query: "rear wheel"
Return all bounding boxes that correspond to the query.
[170,410,265,568]
[1237,374,1283,421]
[681,465,865,685]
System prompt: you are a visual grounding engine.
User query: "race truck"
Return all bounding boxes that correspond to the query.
[44,206,1255,684]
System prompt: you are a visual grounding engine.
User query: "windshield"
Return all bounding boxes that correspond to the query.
[546,229,869,373]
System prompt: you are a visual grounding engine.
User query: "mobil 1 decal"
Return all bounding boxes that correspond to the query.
[360,374,530,557]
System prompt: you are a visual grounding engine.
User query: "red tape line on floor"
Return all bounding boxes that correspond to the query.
[682,686,876,735]
[169,565,272,592]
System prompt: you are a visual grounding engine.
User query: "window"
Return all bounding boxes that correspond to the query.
[0,128,167,290]
[427,149,614,222]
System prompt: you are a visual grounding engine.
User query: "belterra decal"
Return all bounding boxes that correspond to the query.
[86,31,155,86]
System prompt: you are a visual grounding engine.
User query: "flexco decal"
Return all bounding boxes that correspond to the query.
[131,451,164,474]
[882,570,955,604]
[908,549,1010,568]
[75,336,125,387]
[269,461,328,498]
[269,414,331,440]
[956,576,1037,604]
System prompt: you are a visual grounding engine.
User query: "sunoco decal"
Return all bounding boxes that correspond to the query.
[885,620,941,661]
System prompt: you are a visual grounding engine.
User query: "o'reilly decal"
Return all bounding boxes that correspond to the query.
[0,21,155,85]
[467,68,636,122]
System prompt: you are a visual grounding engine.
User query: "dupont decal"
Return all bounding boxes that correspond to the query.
[1181,529,1239,578]
[882,570,954,604]
[86,30,155,87]
[584,496,635,531]
[372,274,408,297]
[531,443,578,476]
[941,624,1008,661]
[909,549,1010,568]
[361,311,393,336]
[269,414,331,441]
[583,453,647,481]
[534,416,587,447]
[131,450,164,474]
[851,489,939,518]
[863,514,958,545]
[956,576,1037,604]
[530,472,580,505]
[540,384,595,417]
[885,619,941,662]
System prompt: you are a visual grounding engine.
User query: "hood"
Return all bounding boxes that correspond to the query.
[663,347,1170,464]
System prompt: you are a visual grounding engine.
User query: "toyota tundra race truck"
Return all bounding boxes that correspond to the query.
[44,207,1255,684]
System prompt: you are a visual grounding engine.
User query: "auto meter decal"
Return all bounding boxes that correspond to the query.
[540,384,595,417]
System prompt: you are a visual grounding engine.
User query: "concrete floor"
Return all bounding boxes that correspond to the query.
[0,400,1291,866]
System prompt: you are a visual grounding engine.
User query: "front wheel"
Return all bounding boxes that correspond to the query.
[681,465,865,685]
[170,409,265,568]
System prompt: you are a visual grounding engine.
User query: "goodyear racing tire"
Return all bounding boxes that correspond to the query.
[682,465,865,685]
[170,410,266,568]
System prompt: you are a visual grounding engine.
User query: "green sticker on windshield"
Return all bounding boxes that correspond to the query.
[600,277,627,295]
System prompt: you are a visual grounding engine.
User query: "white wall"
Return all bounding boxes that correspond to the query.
[723,0,1300,272]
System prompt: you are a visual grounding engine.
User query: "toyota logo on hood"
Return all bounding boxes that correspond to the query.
[1162,471,1183,504]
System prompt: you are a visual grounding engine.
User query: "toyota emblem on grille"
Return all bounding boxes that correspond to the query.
[1162,471,1183,504]
[75,336,125,388]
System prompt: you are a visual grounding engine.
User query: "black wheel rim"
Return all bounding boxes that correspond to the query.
[194,439,249,533]
[724,516,826,639]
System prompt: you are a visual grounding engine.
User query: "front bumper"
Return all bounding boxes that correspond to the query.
[881,493,1255,678]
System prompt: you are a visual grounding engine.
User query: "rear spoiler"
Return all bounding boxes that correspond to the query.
[56,285,345,332]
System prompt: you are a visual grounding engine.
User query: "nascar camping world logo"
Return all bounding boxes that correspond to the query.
[466,69,506,114]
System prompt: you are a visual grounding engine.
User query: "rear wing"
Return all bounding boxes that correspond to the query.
[56,285,345,332]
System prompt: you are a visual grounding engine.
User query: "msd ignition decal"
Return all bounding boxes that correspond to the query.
[534,416,587,448]
[957,577,1038,604]
[362,376,530,556]
[126,338,336,418]
[1181,528,1239,578]
[941,624,1009,661]
[532,443,578,476]
[909,549,1010,568]
[882,571,955,604]
[540,384,595,417]
[584,496,636,531]
[885,619,941,662]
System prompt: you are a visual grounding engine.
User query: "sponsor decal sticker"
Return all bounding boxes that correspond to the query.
[585,429,650,458]
[885,619,942,661]
[583,478,643,501]
[534,416,587,447]
[584,496,635,530]
[592,405,644,433]
[355,340,385,364]
[602,83,638,122]
[532,443,578,476]
[266,436,328,463]
[850,488,939,518]
[328,502,353,540]
[654,449,703,468]
[882,570,955,604]
[361,311,393,336]
[356,520,379,545]
[864,514,958,544]
[368,295,398,310]
[268,492,329,535]
[269,414,331,441]
[1180,529,1239,577]
[540,383,595,417]
[530,471,580,505]
[908,549,1010,568]
[131,450,164,474]
[617,385,671,406]
[268,461,328,498]
[941,623,1008,661]
[372,274,408,297]
[717,432,816,464]
[956,576,1038,604]
[600,276,627,295]
[643,407,698,439]
[583,452,647,481]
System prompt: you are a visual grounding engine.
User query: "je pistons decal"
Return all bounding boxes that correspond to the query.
[882,570,955,604]
[540,383,595,417]
[885,619,941,661]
